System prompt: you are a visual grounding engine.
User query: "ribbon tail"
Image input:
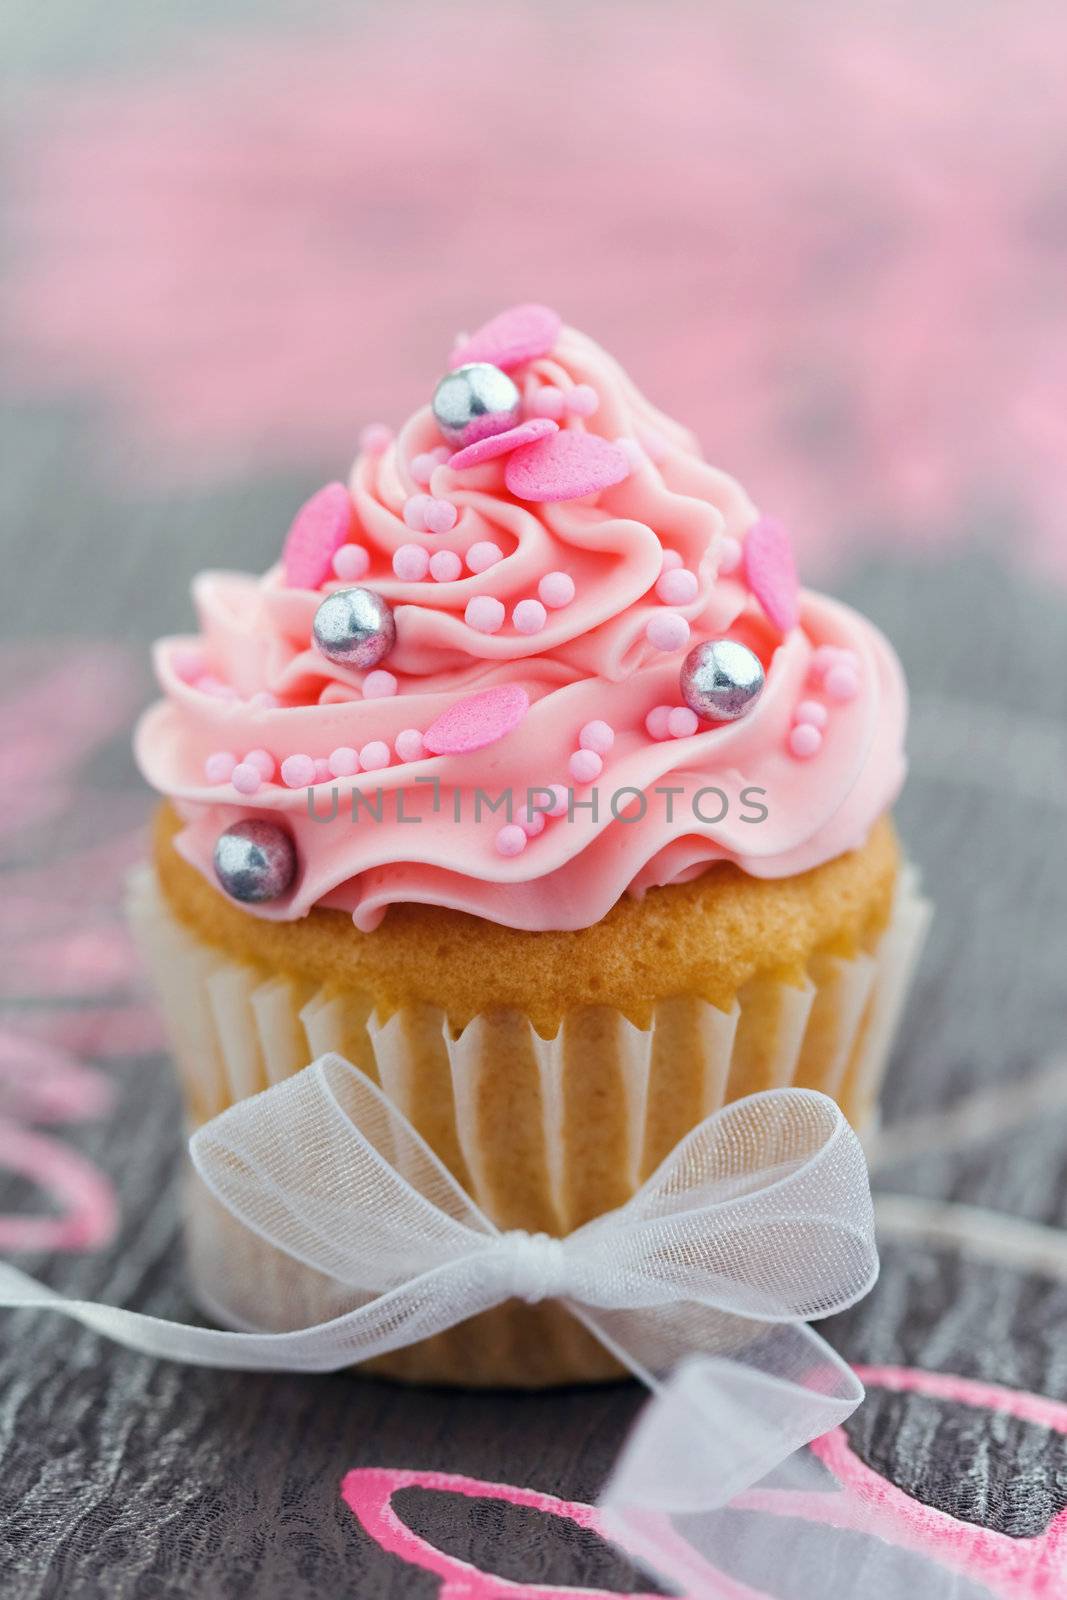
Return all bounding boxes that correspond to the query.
[0,1253,503,1372]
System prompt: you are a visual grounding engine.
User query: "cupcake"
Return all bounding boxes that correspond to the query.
[129,304,928,1386]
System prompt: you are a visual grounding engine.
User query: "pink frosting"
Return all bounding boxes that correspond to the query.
[135,314,907,933]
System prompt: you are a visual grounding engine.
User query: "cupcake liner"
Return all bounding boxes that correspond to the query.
[126,863,930,1387]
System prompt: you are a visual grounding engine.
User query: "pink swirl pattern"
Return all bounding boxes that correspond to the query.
[135,315,907,932]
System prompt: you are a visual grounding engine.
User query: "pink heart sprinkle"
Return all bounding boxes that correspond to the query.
[743,515,800,632]
[423,684,530,755]
[505,431,631,503]
[282,482,353,589]
[448,417,558,471]
[450,303,563,372]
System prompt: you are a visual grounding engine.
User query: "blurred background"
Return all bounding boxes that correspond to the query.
[1,7,1066,1596]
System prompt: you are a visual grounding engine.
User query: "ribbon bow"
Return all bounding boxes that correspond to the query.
[0,1054,877,1506]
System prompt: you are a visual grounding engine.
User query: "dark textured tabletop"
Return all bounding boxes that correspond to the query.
[2,4,1066,1596]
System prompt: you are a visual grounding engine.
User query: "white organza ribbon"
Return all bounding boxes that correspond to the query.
[0,1053,877,1509]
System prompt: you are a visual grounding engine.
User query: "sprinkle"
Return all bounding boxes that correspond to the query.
[546,784,570,818]
[667,707,699,739]
[394,728,426,763]
[360,423,392,456]
[495,823,528,858]
[512,598,547,635]
[403,494,432,532]
[449,303,562,372]
[424,498,458,535]
[538,571,575,609]
[569,748,603,784]
[313,758,332,784]
[466,540,503,574]
[789,724,823,759]
[465,595,505,634]
[429,550,463,582]
[645,705,674,740]
[359,741,391,771]
[328,746,360,777]
[448,418,557,471]
[825,664,860,702]
[363,669,398,699]
[281,482,353,590]
[812,645,843,674]
[332,545,371,582]
[516,805,546,838]
[795,700,828,728]
[281,754,315,788]
[423,684,529,755]
[645,613,691,652]
[204,751,236,784]
[659,548,684,573]
[566,384,599,417]
[717,536,742,576]
[505,430,630,503]
[393,543,430,581]
[411,447,449,485]
[656,568,699,606]
[231,762,262,795]
[243,749,276,780]
[743,516,800,632]
[529,386,565,420]
[249,690,280,710]
[579,720,615,754]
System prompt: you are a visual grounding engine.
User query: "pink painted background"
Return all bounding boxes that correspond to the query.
[4,0,1067,578]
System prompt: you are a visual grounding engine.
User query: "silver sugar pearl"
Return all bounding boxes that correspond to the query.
[313,586,395,668]
[432,362,521,447]
[680,639,766,722]
[213,819,296,904]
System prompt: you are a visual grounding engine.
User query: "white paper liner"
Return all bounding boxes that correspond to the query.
[127,863,930,1383]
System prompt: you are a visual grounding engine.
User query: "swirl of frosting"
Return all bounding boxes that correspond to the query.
[135,309,907,932]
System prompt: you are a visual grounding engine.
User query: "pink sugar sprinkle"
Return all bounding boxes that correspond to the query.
[172,648,204,682]
[410,450,447,485]
[495,823,528,858]
[243,748,276,780]
[512,598,547,635]
[359,740,391,771]
[667,706,699,738]
[204,750,236,783]
[569,748,603,784]
[394,728,425,763]
[812,644,844,674]
[789,724,823,759]
[249,690,279,710]
[281,753,315,788]
[466,540,503,574]
[360,423,392,456]
[659,548,684,573]
[332,545,370,582]
[393,543,430,581]
[516,805,546,838]
[645,705,674,740]
[313,757,332,783]
[231,762,262,795]
[329,746,360,777]
[795,699,828,728]
[656,568,699,606]
[645,612,690,652]
[579,719,615,754]
[566,383,599,417]
[448,418,558,471]
[429,550,462,583]
[423,684,529,755]
[465,595,505,634]
[529,386,565,420]
[403,494,432,532]
[717,536,742,576]
[538,571,575,609]
[363,669,398,699]
[546,783,570,818]
[825,664,860,701]
[424,498,458,535]
[281,481,352,590]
